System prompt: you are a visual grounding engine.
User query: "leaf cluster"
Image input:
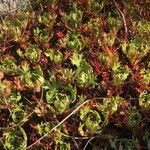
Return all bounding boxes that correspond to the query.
[0,0,149,149]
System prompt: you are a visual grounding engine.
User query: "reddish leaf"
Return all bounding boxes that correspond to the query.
[56,32,64,39]
[91,59,102,75]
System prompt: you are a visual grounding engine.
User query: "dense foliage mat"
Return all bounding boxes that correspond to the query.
[0,0,150,149]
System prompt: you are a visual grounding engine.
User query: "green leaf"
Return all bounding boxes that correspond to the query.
[17,49,25,59]
[8,92,21,104]
[33,27,50,43]
[88,0,104,15]
[112,62,129,86]
[78,123,88,136]
[143,132,150,150]
[55,131,71,150]
[67,84,77,103]
[25,44,41,63]
[38,12,56,28]
[53,93,70,115]
[76,70,96,88]
[110,138,138,150]
[61,68,75,82]
[97,96,121,115]
[80,107,102,134]
[4,127,27,150]
[38,122,50,135]
[85,110,101,133]
[71,53,83,67]
[80,106,91,121]
[0,81,6,94]
[44,49,54,59]
[46,88,57,103]
[12,109,25,123]
[66,4,82,29]
[66,32,85,51]
[45,49,63,64]
[126,108,141,128]
[139,91,150,111]
[140,69,150,84]
[1,57,17,75]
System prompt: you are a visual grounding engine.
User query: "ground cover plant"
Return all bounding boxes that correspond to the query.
[0,0,150,149]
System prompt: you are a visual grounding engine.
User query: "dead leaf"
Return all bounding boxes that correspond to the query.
[0,72,4,81]
[34,82,41,93]
[5,81,12,97]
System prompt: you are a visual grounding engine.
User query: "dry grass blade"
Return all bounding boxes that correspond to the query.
[112,0,128,35]
[27,99,91,149]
